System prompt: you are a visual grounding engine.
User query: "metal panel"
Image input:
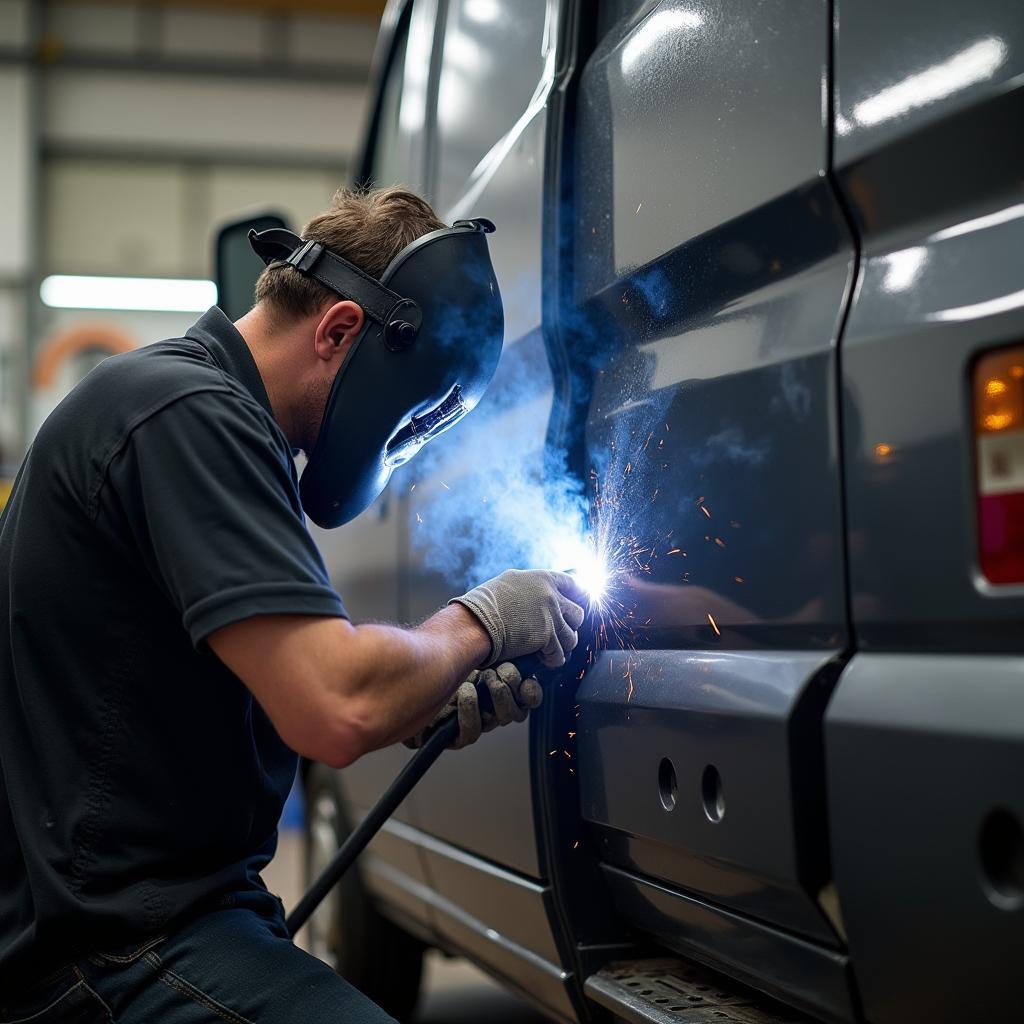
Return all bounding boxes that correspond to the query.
[826,654,1024,1023]
[564,0,855,1003]
[575,0,827,300]
[398,0,565,878]
[577,650,839,943]
[601,866,856,1024]
[834,0,1024,649]
[833,0,1024,167]
[405,821,563,965]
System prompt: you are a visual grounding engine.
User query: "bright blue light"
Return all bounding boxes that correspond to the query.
[557,535,609,605]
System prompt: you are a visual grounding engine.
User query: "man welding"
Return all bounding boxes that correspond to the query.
[0,186,585,1022]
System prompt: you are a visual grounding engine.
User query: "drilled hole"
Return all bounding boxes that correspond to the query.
[659,757,678,811]
[702,764,725,822]
[979,807,1024,909]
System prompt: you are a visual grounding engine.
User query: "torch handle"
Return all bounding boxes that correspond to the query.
[284,655,542,938]
[285,713,459,938]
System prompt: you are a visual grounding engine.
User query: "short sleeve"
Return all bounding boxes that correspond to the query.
[105,389,347,645]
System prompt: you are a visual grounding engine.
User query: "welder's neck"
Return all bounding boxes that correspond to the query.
[234,305,319,452]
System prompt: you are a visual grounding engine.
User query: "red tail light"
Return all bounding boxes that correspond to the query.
[974,348,1024,584]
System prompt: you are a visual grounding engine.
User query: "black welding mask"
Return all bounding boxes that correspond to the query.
[249,219,503,528]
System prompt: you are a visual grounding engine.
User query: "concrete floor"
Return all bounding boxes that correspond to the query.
[265,829,549,1024]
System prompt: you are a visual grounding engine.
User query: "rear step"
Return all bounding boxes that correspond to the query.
[585,959,812,1023]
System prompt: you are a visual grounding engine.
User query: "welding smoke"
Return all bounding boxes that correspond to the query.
[406,346,593,590]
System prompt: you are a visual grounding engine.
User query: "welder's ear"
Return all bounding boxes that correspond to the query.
[314,300,364,362]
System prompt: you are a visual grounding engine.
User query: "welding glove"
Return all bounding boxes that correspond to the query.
[450,569,586,668]
[405,662,544,751]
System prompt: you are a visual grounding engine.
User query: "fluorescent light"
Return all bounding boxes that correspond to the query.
[40,275,217,312]
[853,36,1007,129]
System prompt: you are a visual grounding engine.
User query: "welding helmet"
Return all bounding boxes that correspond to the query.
[249,218,503,528]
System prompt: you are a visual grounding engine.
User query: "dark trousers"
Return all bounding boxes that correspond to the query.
[0,905,396,1023]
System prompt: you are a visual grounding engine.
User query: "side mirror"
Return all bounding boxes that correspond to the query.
[214,211,291,321]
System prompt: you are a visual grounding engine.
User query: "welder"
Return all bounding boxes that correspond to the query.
[0,186,585,1022]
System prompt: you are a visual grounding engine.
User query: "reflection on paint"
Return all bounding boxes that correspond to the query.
[881,247,927,292]
[929,288,1024,323]
[620,8,704,74]
[929,203,1024,244]
[852,36,1007,129]
[465,0,500,23]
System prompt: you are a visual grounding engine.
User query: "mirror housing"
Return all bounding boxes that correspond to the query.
[214,211,291,321]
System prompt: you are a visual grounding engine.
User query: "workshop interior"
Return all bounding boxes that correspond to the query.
[1,1,1023,1022]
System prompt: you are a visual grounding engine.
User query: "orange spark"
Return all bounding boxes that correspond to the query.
[734,576,745,583]
[707,612,721,636]
[714,537,726,548]
[700,505,711,518]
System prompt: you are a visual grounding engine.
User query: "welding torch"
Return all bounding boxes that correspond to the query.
[285,653,542,938]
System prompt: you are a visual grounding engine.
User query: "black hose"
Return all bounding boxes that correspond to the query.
[285,654,540,938]
[285,713,460,937]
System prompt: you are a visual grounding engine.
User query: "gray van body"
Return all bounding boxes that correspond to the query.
[313,1,1024,1021]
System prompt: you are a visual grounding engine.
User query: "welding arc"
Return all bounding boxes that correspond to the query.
[285,713,459,937]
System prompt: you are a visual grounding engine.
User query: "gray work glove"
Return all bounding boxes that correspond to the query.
[450,569,586,668]
[404,662,544,750]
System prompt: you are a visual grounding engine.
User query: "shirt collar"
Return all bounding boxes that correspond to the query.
[185,306,275,420]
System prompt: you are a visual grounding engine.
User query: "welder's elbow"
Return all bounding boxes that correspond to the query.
[314,700,375,770]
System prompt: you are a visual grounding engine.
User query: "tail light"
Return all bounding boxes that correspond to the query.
[974,347,1024,584]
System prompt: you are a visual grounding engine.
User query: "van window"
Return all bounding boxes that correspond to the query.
[434,0,552,214]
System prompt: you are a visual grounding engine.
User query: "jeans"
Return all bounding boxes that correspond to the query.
[0,903,397,1024]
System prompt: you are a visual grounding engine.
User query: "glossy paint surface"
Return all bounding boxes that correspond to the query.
[575,0,827,297]
[567,0,853,974]
[828,2,1024,1021]
[577,649,839,943]
[828,654,1024,1022]
[834,0,1024,166]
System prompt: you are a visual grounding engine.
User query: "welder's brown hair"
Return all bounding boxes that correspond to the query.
[254,186,445,322]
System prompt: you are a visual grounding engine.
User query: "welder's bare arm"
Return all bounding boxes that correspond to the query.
[208,605,490,769]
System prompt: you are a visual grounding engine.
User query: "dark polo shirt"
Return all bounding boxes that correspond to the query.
[0,307,346,989]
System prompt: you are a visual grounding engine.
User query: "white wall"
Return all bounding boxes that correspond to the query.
[1,0,382,459]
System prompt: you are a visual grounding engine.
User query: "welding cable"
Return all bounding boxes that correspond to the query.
[284,654,542,937]
[285,712,460,938]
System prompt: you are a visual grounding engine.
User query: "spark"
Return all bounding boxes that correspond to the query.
[734,576,745,583]
[714,537,726,548]
[707,612,721,636]
[549,749,557,756]
[573,840,580,849]
[410,483,416,491]
[415,512,423,524]
[666,547,681,555]
[635,201,643,216]
[441,480,450,490]
[700,505,711,518]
